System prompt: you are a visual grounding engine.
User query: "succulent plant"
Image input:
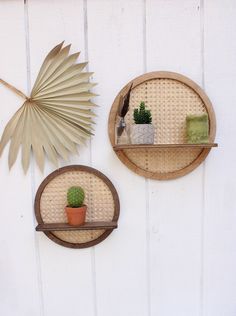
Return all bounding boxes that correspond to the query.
[67,186,85,208]
[133,101,152,124]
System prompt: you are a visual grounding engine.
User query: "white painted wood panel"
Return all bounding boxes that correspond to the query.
[27,1,94,316]
[0,1,235,316]
[204,1,236,315]
[146,1,204,315]
[87,1,149,315]
[0,1,42,315]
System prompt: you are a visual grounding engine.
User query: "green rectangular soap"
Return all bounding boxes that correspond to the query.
[186,113,209,144]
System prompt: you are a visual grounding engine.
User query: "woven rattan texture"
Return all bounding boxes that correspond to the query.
[124,78,206,173]
[40,171,115,244]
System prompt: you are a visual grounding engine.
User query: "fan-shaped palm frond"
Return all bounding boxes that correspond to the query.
[0,42,97,173]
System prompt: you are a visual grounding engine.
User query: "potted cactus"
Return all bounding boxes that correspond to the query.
[130,101,154,144]
[65,186,87,226]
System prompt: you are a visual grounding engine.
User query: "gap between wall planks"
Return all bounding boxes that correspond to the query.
[199,0,206,314]
[24,2,45,316]
[83,1,99,313]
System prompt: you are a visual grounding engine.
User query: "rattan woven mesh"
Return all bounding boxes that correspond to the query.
[122,78,207,173]
[40,171,115,244]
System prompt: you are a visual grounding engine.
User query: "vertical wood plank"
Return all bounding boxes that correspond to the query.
[0,1,42,315]
[27,1,94,316]
[204,1,236,315]
[146,1,203,315]
[87,1,149,315]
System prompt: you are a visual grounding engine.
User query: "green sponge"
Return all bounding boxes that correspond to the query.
[186,114,209,144]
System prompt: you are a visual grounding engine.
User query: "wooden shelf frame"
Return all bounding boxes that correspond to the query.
[114,143,218,151]
[34,165,120,249]
[108,71,217,180]
[36,221,118,232]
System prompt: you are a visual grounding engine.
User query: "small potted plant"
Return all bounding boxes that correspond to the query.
[130,101,154,144]
[65,186,87,226]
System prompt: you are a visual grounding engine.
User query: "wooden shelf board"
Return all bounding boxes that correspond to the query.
[36,221,118,232]
[114,143,218,150]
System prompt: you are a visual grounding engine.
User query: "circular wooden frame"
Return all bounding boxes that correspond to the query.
[108,71,216,180]
[35,165,120,248]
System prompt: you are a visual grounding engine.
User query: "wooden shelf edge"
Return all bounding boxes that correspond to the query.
[114,143,218,150]
[36,221,118,232]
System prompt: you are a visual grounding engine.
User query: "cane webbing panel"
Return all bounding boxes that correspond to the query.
[35,166,119,248]
[123,147,202,174]
[125,78,206,173]
[109,72,216,179]
[126,79,206,144]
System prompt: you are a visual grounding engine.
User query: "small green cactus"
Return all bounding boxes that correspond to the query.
[133,101,152,124]
[67,186,85,208]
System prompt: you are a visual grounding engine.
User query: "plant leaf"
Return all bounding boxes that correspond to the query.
[33,83,96,100]
[0,105,25,156]
[35,72,93,97]
[32,45,71,95]
[31,42,64,96]
[0,42,96,172]
[8,106,27,169]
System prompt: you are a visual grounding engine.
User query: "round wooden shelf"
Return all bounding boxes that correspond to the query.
[35,165,120,249]
[108,71,217,180]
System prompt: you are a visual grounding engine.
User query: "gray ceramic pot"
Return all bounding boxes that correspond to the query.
[130,124,155,144]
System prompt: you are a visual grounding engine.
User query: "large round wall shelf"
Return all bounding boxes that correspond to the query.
[35,165,120,249]
[108,71,217,180]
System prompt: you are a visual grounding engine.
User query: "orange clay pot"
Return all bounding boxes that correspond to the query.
[65,205,87,226]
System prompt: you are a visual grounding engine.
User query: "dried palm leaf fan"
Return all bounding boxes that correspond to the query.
[0,42,96,173]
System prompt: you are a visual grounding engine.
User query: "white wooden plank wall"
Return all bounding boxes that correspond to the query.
[0,1,235,316]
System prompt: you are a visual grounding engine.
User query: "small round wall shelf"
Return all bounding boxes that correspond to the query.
[35,165,120,249]
[108,71,217,180]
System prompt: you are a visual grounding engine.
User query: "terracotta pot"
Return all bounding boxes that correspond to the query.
[65,205,87,226]
[130,124,155,144]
